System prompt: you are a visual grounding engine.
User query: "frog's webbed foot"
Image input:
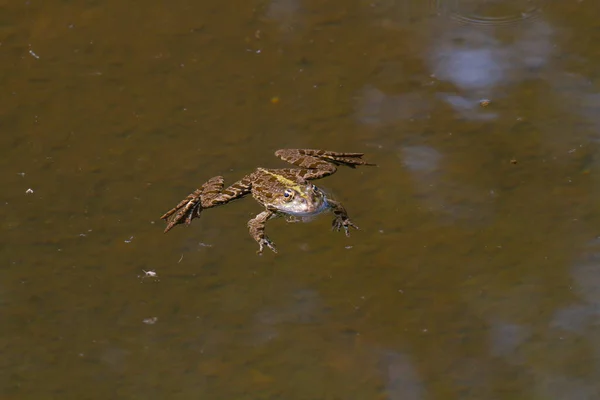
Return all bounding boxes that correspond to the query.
[161,176,224,233]
[257,237,278,254]
[332,216,359,237]
[327,199,359,237]
[161,189,203,233]
[284,215,302,223]
[274,149,376,180]
[248,210,278,254]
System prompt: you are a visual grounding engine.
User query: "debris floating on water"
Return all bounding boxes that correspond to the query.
[139,269,160,282]
[142,270,157,278]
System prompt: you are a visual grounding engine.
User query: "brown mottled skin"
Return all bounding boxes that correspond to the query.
[161,149,375,254]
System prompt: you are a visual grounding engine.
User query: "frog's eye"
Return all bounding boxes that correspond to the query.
[283,189,294,200]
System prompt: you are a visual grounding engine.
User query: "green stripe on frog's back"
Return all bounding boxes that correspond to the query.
[257,168,309,199]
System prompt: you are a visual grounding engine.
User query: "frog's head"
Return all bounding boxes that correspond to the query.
[271,183,327,216]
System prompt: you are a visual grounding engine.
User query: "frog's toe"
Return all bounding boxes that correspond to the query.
[257,238,278,254]
[332,218,343,232]
[343,221,359,237]
[332,218,359,236]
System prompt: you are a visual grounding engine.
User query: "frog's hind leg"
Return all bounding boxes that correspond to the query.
[161,176,224,233]
[205,174,253,207]
[199,176,226,207]
[248,210,278,254]
[274,149,375,180]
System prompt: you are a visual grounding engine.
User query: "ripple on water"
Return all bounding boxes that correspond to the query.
[434,0,543,26]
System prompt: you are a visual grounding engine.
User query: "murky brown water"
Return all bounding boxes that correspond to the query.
[3,0,600,398]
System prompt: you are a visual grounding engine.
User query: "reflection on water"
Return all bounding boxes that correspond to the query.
[430,19,553,84]
[489,320,530,360]
[379,351,425,400]
[401,145,494,225]
[252,289,321,345]
[265,0,302,28]
[357,86,431,126]
[3,0,600,398]
[552,238,600,339]
[428,18,553,119]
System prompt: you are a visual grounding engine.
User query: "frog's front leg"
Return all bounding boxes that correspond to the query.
[248,210,278,254]
[327,199,359,236]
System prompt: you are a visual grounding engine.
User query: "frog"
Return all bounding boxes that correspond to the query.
[160,149,375,254]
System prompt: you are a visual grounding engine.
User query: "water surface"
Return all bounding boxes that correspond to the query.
[2,0,600,398]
